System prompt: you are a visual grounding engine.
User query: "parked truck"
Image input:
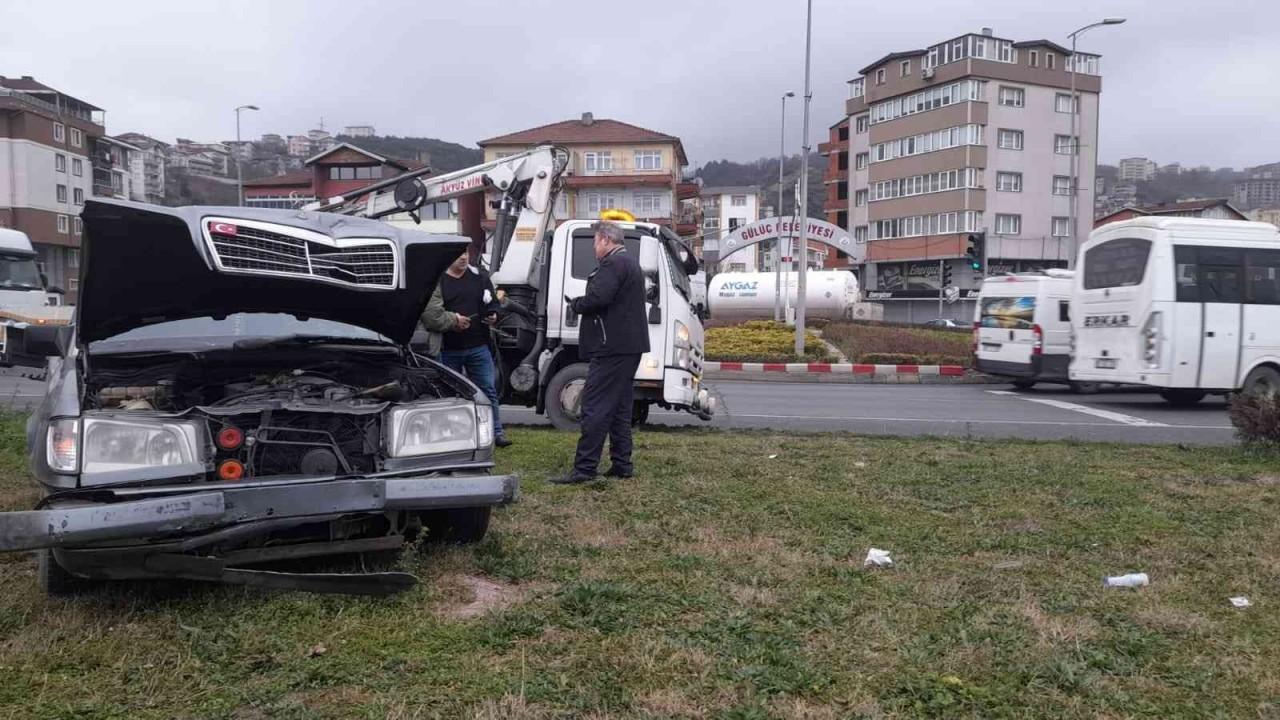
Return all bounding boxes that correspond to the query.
[0,228,74,366]
[305,145,715,429]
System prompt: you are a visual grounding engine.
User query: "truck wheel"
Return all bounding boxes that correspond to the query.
[1069,381,1100,395]
[545,363,589,432]
[38,549,94,597]
[418,507,492,545]
[1242,366,1280,398]
[1011,379,1036,390]
[1160,389,1206,406]
[631,401,650,427]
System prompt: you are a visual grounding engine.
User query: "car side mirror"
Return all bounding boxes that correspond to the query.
[7,324,68,366]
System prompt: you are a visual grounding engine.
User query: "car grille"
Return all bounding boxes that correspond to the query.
[206,221,397,289]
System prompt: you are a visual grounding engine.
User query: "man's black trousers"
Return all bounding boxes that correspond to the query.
[573,353,643,477]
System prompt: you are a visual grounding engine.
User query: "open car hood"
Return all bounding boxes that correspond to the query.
[77,199,469,345]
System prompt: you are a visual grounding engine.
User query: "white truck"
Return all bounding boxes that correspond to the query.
[305,145,715,429]
[0,228,74,366]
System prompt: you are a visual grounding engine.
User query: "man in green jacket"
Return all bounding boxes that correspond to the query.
[415,286,469,359]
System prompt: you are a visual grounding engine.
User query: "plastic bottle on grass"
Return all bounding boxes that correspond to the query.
[1103,573,1149,588]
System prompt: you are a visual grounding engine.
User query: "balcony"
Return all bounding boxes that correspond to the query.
[676,181,700,200]
[565,174,674,189]
[818,139,849,156]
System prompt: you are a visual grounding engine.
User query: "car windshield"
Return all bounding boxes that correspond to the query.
[90,313,390,354]
[0,253,44,290]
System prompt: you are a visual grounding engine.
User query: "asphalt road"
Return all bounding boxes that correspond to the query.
[0,370,1238,445]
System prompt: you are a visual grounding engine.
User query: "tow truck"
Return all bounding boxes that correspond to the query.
[304,145,715,429]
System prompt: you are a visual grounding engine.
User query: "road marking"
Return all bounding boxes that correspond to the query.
[989,393,1169,427]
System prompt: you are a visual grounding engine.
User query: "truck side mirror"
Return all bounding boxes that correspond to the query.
[648,306,662,324]
[638,240,660,275]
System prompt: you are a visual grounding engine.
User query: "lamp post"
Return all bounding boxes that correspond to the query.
[795,0,813,357]
[1067,17,1124,266]
[776,91,794,322]
[235,104,259,206]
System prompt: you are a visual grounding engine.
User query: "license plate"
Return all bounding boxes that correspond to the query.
[1095,358,1118,369]
[982,343,1001,351]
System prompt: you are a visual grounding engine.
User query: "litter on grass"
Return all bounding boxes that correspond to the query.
[864,548,894,568]
[1103,573,1149,588]
[1230,596,1251,609]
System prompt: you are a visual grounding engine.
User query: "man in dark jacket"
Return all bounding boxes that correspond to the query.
[554,221,650,484]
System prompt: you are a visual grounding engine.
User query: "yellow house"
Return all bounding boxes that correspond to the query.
[478,113,699,236]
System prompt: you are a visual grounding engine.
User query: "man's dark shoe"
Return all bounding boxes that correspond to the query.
[495,436,513,448]
[603,466,633,479]
[550,472,595,485]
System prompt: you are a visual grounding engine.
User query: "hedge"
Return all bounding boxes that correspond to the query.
[705,320,831,363]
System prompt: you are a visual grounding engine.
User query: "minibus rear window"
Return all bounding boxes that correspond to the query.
[1083,238,1152,289]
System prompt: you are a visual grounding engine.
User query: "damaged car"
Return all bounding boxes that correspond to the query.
[0,198,517,596]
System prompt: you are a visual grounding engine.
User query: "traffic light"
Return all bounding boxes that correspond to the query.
[941,263,953,286]
[965,232,986,272]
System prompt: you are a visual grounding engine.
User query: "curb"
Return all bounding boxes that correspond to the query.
[705,362,967,376]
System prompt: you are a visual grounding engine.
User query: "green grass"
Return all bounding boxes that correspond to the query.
[1,413,1280,718]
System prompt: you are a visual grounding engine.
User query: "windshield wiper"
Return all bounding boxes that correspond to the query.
[232,334,395,351]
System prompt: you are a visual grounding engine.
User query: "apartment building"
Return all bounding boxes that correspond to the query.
[477,113,699,239]
[699,186,763,271]
[1118,156,1157,182]
[242,142,421,210]
[287,135,312,157]
[0,75,107,302]
[824,29,1103,322]
[115,132,168,204]
[343,125,375,138]
[1234,162,1280,210]
[91,136,137,201]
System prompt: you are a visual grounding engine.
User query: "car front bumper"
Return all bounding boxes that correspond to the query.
[0,471,519,553]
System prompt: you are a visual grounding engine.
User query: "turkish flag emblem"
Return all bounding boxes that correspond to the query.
[210,222,238,236]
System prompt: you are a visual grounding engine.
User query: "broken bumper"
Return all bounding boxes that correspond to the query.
[0,473,519,552]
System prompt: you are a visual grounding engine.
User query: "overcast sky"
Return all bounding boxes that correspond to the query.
[3,0,1276,169]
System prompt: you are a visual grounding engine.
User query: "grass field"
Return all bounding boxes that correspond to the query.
[1,413,1279,718]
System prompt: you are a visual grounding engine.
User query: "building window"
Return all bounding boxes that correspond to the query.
[73,188,84,206]
[633,193,664,216]
[1052,217,1071,237]
[1046,53,1056,70]
[855,152,868,170]
[870,168,982,201]
[1053,175,1072,195]
[1055,93,1078,114]
[996,172,1022,192]
[70,128,82,148]
[1029,50,1039,68]
[73,217,82,236]
[727,195,745,207]
[1054,135,1077,155]
[997,129,1024,150]
[856,115,868,133]
[997,86,1025,107]
[53,123,65,142]
[585,192,619,214]
[995,213,1021,235]
[634,151,662,171]
[584,151,613,173]
[875,68,886,85]
[72,158,83,176]
[855,189,868,207]
[838,153,849,171]
[854,226,868,243]
[703,218,719,229]
[870,124,984,163]
[871,210,983,240]
[900,60,911,77]
[56,214,69,234]
[54,154,66,173]
[999,41,1014,63]
[56,184,67,203]
[354,166,379,179]
[869,79,986,124]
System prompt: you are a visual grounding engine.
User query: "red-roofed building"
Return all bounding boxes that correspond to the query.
[241,143,421,209]
[1094,198,1248,228]
[477,113,700,238]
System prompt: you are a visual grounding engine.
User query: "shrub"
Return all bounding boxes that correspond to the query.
[859,353,968,366]
[823,322,973,368]
[705,321,831,363]
[1228,393,1280,446]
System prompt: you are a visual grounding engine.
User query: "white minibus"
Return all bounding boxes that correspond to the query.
[1070,217,1280,404]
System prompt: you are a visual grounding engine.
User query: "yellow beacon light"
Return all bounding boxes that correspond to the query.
[599,208,635,222]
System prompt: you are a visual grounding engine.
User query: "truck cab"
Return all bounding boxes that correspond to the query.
[0,228,72,365]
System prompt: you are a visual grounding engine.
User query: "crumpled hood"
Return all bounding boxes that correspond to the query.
[77,199,469,345]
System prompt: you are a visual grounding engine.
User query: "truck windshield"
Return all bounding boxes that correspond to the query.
[0,252,44,290]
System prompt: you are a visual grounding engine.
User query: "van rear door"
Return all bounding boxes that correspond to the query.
[976,291,1039,367]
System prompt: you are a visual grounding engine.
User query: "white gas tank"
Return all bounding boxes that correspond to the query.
[708,271,859,321]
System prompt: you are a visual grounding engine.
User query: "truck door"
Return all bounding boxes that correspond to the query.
[561,227,641,353]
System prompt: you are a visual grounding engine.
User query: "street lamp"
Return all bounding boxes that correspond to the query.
[1067,17,1124,267]
[235,104,260,206]
[776,91,794,322]
[795,0,813,357]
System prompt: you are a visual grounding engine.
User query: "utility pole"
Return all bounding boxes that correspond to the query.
[776,91,794,322]
[234,104,259,206]
[795,0,813,357]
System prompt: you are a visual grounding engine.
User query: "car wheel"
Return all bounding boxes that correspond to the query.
[546,363,590,432]
[37,549,95,597]
[1242,366,1280,399]
[1011,379,1036,390]
[1069,381,1100,395]
[418,507,492,545]
[1160,389,1207,406]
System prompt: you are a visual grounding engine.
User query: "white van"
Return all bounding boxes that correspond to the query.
[973,270,1089,391]
[1070,217,1280,404]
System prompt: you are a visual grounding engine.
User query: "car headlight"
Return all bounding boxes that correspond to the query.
[387,399,489,458]
[48,417,204,478]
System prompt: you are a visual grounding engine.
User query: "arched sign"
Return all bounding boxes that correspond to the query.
[718,217,863,264]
